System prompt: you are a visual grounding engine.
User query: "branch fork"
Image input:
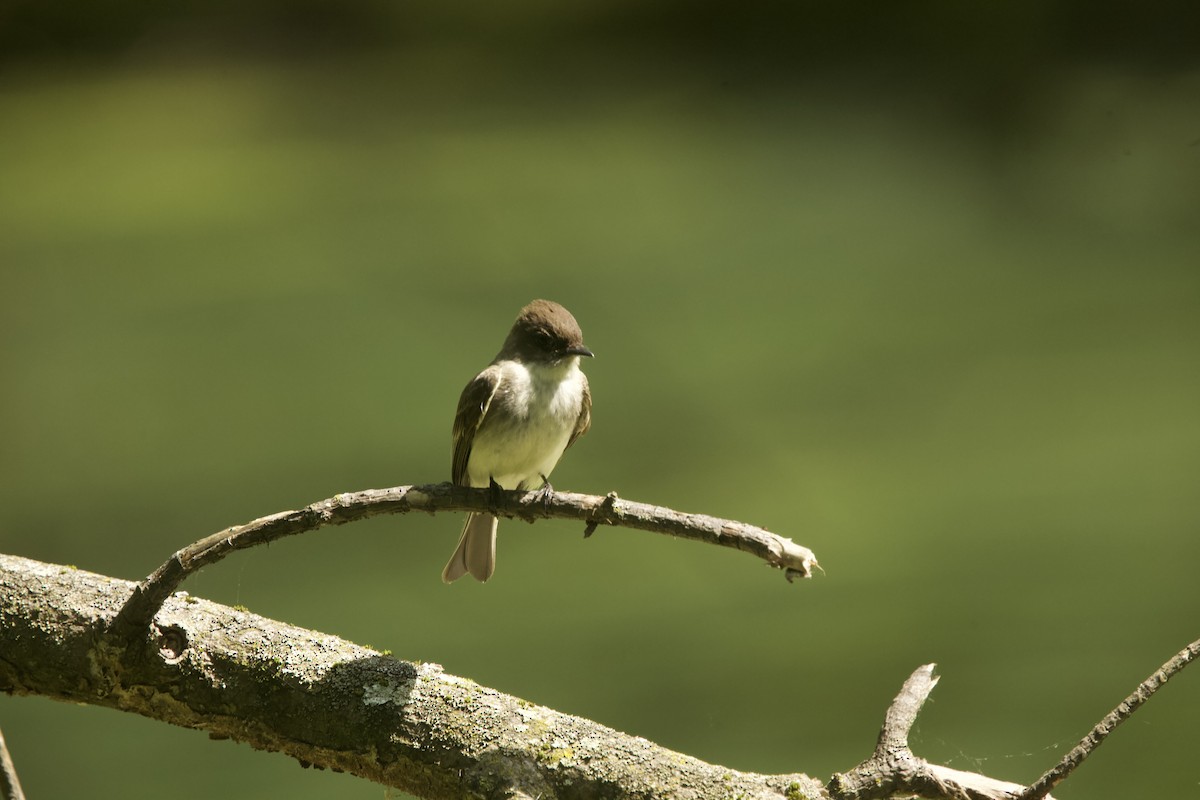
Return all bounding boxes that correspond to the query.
[830,665,1051,800]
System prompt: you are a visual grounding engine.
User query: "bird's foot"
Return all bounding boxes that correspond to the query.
[532,475,555,509]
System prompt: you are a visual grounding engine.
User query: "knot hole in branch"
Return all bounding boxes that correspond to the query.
[156,624,188,665]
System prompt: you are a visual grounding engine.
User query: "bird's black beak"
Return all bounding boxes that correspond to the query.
[563,345,595,358]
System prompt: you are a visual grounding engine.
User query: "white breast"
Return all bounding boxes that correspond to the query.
[466,358,586,490]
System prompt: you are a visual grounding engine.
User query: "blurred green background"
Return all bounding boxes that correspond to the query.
[2,3,1199,798]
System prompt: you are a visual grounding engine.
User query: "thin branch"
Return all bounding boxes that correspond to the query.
[1017,636,1200,800]
[0,726,25,800]
[112,483,819,639]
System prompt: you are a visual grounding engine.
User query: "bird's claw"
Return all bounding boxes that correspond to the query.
[533,475,555,509]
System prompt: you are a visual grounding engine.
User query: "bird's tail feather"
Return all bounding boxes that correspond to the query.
[441,512,498,583]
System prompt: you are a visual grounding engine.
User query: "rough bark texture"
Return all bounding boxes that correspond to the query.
[0,554,825,800]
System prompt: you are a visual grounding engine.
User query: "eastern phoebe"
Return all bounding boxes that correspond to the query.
[441,299,594,583]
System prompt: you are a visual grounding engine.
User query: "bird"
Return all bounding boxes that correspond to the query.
[441,299,593,583]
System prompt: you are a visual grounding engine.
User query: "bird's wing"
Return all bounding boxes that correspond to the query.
[565,372,591,450]
[452,366,502,486]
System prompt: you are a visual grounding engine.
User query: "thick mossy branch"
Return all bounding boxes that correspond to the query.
[3,554,820,800]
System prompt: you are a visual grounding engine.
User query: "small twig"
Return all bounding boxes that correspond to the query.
[0,726,26,800]
[112,483,818,641]
[1017,636,1200,800]
[582,491,619,538]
